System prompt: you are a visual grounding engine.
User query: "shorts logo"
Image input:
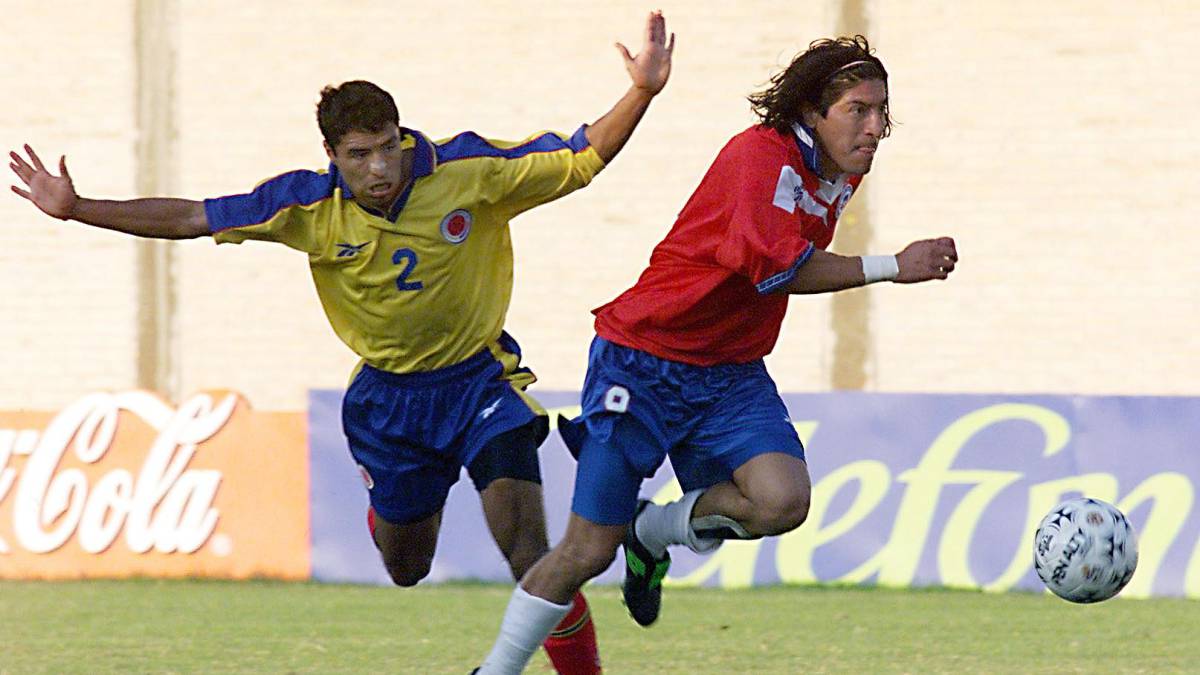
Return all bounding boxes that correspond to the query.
[604,385,630,413]
[479,398,503,419]
[440,209,472,244]
[358,464,375,490]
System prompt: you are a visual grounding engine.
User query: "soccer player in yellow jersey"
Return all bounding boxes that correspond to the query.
[9,12,675,674]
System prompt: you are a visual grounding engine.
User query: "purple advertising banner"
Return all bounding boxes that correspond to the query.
[309,391,1200,598]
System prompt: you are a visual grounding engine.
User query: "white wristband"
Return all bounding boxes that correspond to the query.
[861,255,899,284]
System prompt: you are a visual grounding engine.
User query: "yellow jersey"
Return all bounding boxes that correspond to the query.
[204,126,605,374]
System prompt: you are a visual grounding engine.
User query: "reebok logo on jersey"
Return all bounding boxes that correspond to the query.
[479,398,502,419]
[336,242,368,258]
[440,209,472,244]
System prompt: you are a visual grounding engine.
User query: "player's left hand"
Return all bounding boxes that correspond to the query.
[894,237,958,283]
[618,10,675,95]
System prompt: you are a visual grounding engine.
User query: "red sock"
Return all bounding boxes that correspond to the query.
[542,591,601,674]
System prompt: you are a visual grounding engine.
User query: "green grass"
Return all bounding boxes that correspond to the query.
[1,580,1196,674]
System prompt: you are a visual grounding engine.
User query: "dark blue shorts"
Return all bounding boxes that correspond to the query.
[560,336,805,526]
[341,332,547,524]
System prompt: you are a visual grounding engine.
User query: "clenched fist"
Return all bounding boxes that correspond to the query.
[895,237,957,283]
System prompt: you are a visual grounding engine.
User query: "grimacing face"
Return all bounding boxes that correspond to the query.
[325,125,406,211]
[805,78,888,177]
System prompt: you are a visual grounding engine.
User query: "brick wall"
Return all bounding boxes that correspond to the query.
[2,1,1197,410]
[1,3,140,409]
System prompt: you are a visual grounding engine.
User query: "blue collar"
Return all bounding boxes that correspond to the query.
[407,128,436,179]
[790,122,821,175]
[333,127,435,222]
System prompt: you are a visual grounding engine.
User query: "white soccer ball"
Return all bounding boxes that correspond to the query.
[1033,497,1138,603]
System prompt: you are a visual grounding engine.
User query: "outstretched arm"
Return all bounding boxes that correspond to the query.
[584,10,675,163]
[9,145,209,239]
[782,237,958,294]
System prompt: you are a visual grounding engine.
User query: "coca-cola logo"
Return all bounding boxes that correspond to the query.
[0,391,236,556]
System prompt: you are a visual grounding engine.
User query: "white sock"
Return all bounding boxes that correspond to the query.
[634,489,723,557]
[478,586,571,675]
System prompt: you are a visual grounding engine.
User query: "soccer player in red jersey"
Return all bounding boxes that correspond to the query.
[476,36,957,673]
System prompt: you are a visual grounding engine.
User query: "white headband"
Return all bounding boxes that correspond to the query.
[831,59,872,76]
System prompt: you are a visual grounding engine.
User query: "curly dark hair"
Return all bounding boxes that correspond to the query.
[748,35,891,138]
[316,80,400,150]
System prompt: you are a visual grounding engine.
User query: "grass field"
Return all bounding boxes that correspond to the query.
[1,580,1197,674]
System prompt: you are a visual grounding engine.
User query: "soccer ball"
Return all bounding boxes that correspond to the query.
[1033,497,1138,603]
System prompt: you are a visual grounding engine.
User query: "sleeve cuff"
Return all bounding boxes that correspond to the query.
[755,243,815,294]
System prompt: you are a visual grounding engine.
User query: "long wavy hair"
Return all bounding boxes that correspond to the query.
[749,35,891,138]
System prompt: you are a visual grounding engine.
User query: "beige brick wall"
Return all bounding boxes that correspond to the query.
[864,0,1200,395]
[3,1,1198,410]
[1,3,140,409]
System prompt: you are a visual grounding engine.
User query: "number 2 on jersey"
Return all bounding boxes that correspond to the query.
[392,248,424,291]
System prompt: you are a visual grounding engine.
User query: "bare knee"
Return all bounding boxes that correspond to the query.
[729,454,812,536]
[379,540,436,583]
[522,517,626,603]
[383,553,434,587]
[386,567,429,587]
[556,537,618,583]
[753,491,810,536]
[370,508,442,587]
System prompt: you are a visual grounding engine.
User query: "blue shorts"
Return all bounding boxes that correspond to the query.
[560,337,805,525]
[341,332,547,524]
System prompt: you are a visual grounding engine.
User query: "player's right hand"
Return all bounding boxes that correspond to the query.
[895,237,957,283]
[9,144,78,220]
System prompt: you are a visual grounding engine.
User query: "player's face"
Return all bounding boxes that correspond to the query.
[806,79,888,177]
[326,125,406,211]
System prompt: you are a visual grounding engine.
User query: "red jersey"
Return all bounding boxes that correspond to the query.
[594,124,862,365]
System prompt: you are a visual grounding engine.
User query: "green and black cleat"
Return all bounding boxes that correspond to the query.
[622,500,671,627]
